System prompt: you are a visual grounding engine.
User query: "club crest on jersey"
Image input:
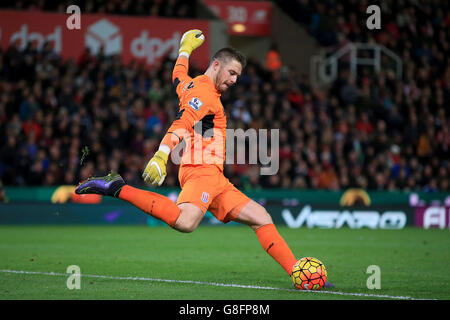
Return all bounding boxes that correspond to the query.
[201,192,209,203]
[189,97,203,111]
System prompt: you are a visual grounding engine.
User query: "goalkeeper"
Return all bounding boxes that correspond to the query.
[76,30,316,282]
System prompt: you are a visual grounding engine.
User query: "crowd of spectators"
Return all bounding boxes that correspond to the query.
[270,0,450,192]
[0,0,196,18]
[0,0,449,192]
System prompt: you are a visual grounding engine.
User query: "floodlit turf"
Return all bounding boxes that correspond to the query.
[0,225,448,300]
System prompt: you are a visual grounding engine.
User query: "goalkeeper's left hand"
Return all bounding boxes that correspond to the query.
[142,150,169,187]
[179,29,205,56]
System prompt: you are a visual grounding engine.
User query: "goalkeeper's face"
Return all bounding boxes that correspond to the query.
[215,59,242,92]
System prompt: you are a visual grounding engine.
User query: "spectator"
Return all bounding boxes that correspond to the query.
[265,43,282,72]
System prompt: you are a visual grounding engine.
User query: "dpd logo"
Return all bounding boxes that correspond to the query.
[85,19,122,55]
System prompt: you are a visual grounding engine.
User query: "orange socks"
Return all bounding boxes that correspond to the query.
[255,224,298,276]
[118,186,296,275]
[118,185,181,228]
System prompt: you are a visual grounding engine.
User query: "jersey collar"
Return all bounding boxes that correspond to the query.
[199,75,221,97]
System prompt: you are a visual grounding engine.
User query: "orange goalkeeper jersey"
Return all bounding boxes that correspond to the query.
[167,56,227,174]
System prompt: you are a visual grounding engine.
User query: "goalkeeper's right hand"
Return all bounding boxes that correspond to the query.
[142,150,169,187]
[179,29,205,56]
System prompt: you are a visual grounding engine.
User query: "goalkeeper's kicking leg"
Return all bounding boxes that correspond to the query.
[75,173,333,286]
[75,172,205,232]
[74,173,296,272]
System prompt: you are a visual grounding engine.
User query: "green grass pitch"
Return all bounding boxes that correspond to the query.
[0,225,448,300]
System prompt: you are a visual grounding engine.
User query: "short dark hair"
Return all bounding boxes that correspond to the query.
[210,47,247,69]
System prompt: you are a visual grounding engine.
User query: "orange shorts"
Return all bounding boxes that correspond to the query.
[177,165,251,223]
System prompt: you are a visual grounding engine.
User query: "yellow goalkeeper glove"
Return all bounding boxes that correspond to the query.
[142,150,169,187]
[179,29,205,56]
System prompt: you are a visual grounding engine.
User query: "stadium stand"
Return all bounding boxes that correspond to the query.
[0,0,448,192]
[0,0,197,18]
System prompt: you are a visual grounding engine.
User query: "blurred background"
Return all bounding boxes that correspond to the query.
[0,0,449,228]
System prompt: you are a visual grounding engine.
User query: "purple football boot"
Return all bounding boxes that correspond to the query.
[75,172,125,198]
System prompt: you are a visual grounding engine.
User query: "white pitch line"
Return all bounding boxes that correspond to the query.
[0,269,426,300]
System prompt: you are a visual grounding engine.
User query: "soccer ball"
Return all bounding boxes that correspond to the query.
[291,257,327,290]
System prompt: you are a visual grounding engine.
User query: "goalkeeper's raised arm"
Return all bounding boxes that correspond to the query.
[178,29,205,58]
[142,29,205,186]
